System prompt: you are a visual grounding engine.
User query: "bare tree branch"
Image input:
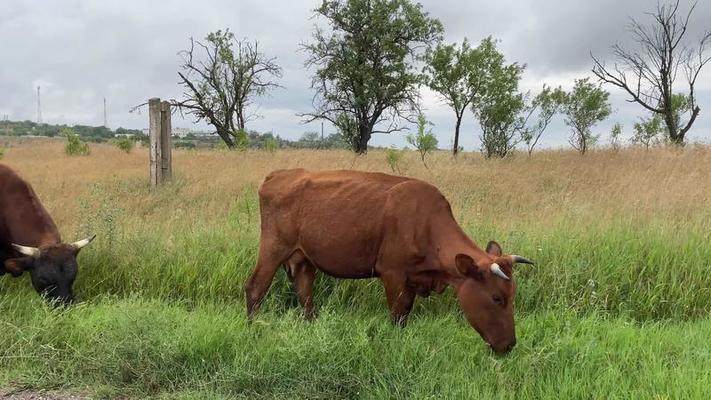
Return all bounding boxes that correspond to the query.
[591,0,709,144]
[172,29,282,148]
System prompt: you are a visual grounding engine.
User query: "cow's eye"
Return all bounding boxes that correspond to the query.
[492,295,504,306]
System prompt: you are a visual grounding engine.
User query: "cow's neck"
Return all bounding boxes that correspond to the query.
[434,221,492,273]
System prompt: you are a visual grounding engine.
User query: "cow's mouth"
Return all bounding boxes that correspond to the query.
[487,340,516,354]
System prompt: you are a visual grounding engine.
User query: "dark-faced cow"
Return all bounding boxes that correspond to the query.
[0,164,95,304]
[245,169,533,353]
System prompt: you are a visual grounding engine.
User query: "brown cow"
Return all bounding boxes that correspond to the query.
[0,164,95,304]
[245,169,533,353]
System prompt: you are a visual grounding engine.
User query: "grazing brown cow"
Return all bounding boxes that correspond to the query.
[0,164,95,304]
[245,169,534,353]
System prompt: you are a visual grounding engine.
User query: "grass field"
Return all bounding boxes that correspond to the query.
[1,139,711,399]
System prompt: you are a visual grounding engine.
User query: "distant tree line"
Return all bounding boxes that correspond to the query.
[0,118,354,152]
[0,120,144,143]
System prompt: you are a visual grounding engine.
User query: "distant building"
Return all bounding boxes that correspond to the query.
[172,127,192,138]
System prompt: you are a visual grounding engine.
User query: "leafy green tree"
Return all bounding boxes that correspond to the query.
[406,113,438,167]
[303,0,443,153]
[424,39,482,156]
[631,115,664,149]
[299,132,321,148]
[561,78,612,154]
[473,42,526,159]
[176,29,282,148]
[521,85,566,156]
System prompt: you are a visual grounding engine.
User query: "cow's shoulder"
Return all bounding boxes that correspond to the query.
[386,178,451,209]
[0,164,36,200]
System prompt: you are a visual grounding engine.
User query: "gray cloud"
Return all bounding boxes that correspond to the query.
[1,0,710,149]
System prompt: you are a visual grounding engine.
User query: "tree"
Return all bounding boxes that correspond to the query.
[610,122,623,151]
[561,78,612,154]
[424,39,479,156]
[406,113,438,167]
[63,128,90,156]
[299,132,321,148]
[521,85,566,156]
[631,115,664,149]
[473,42,527,159]
[175,29,282,148]
[303,0,443,154]
[592,0,711,145]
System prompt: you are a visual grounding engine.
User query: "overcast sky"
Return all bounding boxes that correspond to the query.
[1,0,710,149]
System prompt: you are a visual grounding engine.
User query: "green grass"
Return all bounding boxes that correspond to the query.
[2,295,710,399]
[2,175,711,398]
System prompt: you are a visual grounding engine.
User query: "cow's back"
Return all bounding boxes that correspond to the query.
[258,169,412,277]
[0,164,60,251]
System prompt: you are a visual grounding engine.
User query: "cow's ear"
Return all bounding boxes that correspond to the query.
[486,241,503,256]
[455,254,483,281]
[4,257,34,277]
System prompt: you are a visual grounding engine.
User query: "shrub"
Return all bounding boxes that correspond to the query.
[0,146,4,159]
[610,123,623,151]
[233,129,249,151]
[406,113,438,167]
[263,137,278,153]
[63,128,90,156]
[385,147,403,174]
[114,136,135,154]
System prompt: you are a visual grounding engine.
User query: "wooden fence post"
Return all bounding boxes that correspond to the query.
[160,101,172,181]
[148,98,162,187]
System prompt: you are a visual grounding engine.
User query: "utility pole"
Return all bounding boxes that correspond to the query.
[36,86,42,124]
[103,97,108,128]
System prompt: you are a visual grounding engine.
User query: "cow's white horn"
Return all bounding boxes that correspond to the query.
[490,263,510,280]
[72,234,96,249]
[11,244,40,258]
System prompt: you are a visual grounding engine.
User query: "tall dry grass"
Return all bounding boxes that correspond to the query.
[4,138,710,233]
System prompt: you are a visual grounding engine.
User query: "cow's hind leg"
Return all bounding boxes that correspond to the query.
[245,239,289,319]
[380,273,416,328]
[287,256,317,321]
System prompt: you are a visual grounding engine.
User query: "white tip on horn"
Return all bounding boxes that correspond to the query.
[72,234,96,250]
[490,263,510,280]
[11,244,40,258]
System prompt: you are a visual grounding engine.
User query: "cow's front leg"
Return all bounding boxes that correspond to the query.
[245,239,289,319]
[380,273,416,327]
